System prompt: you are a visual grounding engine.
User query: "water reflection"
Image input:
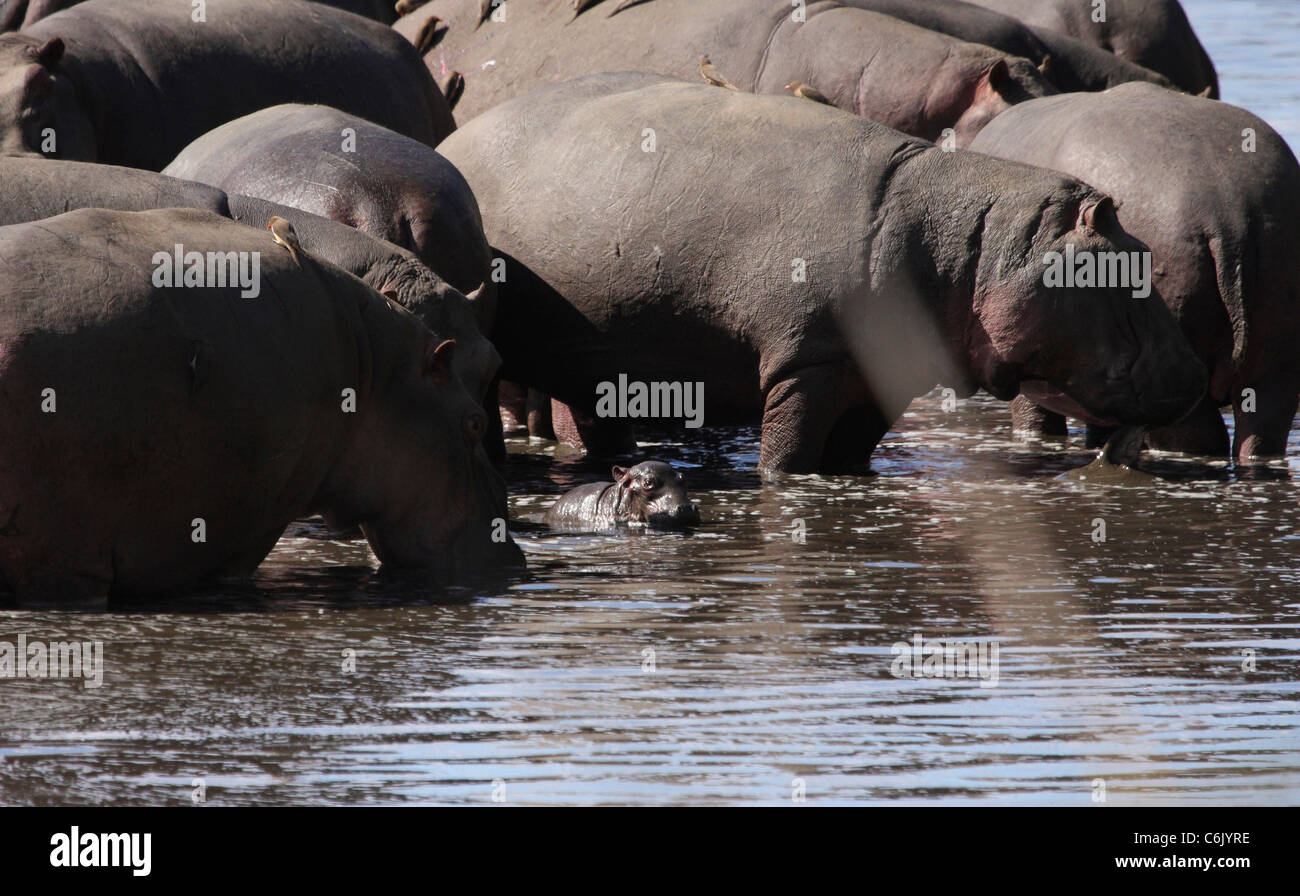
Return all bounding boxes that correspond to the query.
[2,391,1297,805]
[2,0,1298,808]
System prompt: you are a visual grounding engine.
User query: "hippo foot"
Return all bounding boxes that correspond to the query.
[1010,394,1068,439]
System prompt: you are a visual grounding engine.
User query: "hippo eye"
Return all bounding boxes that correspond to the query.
[643,475,659,489]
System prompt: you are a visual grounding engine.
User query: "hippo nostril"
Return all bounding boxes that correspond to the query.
[464,411,487,443]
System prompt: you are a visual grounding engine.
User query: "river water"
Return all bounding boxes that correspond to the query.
[2,0,1298,806]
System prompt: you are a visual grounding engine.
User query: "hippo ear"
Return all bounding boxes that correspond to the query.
[35,37,64,68]
[464,282,486,304]
[982,59,1011,96]
[612,465,629,483]
[1079,196,1116,233]
[423,338,456,385]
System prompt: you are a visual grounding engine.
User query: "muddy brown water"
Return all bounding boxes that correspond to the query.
[2,0,1299,808]
[2,392,1298,805]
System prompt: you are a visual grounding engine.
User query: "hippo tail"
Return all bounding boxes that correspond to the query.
[1207,231,1252,370]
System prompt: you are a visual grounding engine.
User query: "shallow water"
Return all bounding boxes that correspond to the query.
[2,1,1299,807]
[4,391,1298,806]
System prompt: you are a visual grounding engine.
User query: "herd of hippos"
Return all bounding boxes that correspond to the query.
[0,0,1293,605]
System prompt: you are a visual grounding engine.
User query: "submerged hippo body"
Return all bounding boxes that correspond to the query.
[970,83,1300,458]
[836,0,1178,95]
[962,0,1218,97]
[404,0,1057,146]
[544,462,699,531]
[0,158,499,406]
[0,0,454,170]
[164,104,494,321]
[0,208,522,605]
[440,74,1207,474]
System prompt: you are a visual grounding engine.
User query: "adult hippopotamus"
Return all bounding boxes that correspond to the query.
[0,0,454,170]
[439,73,1207,474]
[0,158,500,408]
[401,0,1057,147]
[961,0,1218,98]
[0,207,522,606]
[163,104,494,322]
[544,462,699,530]
[1,0,403,29]
[970,83,1300,459]
[833,0,1181,95]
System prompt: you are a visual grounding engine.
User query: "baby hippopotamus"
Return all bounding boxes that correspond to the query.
[544,461,700,531]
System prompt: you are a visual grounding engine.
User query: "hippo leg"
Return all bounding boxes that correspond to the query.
[821,404,890,474]
[1010,394,1067,438]
[1146,396,1230,456]
[550,399,637,455]
[527,389,555,440]
[497,380,529,434]
[1232,379,1300,459]
[759,363,872,474]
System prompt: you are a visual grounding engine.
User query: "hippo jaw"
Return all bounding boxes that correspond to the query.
[1018,317,1209,429]
[325,324,524,579]
[644,500,701,529]
[363,445,524,575]
[971,190,1208,428]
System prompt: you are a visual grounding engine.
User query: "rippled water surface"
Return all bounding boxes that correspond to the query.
[2,1,1299,806]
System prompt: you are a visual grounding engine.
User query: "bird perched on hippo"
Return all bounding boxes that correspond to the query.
[0,157,502,413]
[0,207,522,606]
[400,0,1060,147]
[163,104,496,333]
[438,73,1208,475]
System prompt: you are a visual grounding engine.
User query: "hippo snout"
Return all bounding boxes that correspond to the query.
[648,501,701,528]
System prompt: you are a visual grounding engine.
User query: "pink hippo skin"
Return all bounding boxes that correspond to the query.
[439,74,1208,474]
[972,83,1300,458]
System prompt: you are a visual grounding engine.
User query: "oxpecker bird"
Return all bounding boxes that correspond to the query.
[267,216,302,267]
[785,81,832,105]
[700,56,739,91]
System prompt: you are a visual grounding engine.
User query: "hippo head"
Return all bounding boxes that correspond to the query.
[949,57,1057,148]
[325,301,522,579]
[0,34,94,160]
[612,461,700,529]
[969,187,1207,428]
[379,265,500,406]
